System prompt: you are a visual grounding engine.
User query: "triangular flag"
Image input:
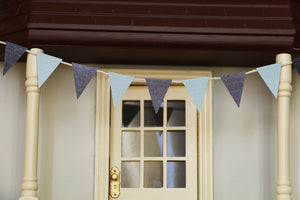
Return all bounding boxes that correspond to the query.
[256,63,281,99]
[37,52,62,88]
[146,78,172,113]
[183,77,209,112]
[221,71,246,107]
[293,57,300,75]
[72,63,97,99]
[3,41,27,75]
[109,72,135,107]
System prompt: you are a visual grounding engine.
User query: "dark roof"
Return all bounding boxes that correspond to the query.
[0,0,299,66]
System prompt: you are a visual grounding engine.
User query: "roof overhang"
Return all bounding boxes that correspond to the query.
[0,0,299,66]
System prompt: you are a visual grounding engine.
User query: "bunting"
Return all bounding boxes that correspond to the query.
[146,78,172,113]
[256,63,281,99]
[3,41,27,75]
[0,41,300,112]
[72,63,97,99]
[182,77,209,112]
[109,72,135,107]
[221,72,246,107]
[37,53,62,88]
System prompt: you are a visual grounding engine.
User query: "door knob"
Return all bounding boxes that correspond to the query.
[110,166,120,198]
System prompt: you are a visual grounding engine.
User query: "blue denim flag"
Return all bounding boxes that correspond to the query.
[3,41,27,75]
[293,57,300,76]
[72,63,97,99]
[221,71,246,107]
[146,78,172,113]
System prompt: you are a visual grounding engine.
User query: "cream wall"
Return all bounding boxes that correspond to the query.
[0,63,26,200]
[0,62,299,200]
[38,66,95,200]
[212,67,277,200]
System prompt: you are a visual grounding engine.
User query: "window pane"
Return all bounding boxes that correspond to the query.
[167,161,186,188]
[122,101,140,127]
[167,101,185,126]
[167,131,185,157]
[121,162,140,188]
[122,131,140,157]
[144,131,163,157]
[144,161,163,188]
[144,101,163,127]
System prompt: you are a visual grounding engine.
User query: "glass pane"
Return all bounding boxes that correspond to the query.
[167,161,186,188]
[144,101,163,127]
[121,162,140,188]
[144,131,163,157]
[167,131,185,157]
[144,161,163,188]
[122,131,140,157]
[167,101,185,126]
[122,101,140,127]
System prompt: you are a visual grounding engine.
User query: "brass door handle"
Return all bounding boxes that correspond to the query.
[110,166,120,198]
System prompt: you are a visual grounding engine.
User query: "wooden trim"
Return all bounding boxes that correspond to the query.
[94,73,111,200]
[291,0,300,47]
[19,48,43,200]
[95,67,213,200]
[29,23,295,36]
[26,29,294,50]
[276,53,292,200]
[198,72,213,200]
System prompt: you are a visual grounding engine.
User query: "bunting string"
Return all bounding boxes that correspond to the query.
[1,40,299,111]
[0,40,293,82]
[0,41,109,76]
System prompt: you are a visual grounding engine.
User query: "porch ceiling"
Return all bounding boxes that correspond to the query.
[0,0,299,66]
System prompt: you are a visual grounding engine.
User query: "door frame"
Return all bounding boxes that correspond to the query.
[94,67,213,200]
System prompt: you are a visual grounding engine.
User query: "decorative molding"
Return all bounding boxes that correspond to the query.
[94,73,111,200]
[276,53,292,200]
[198,71,213,200]
[19,48,43,200]
[94,67,213,200]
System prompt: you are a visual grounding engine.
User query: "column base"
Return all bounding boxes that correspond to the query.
[277,185,292,200]
[19,178,39,200]
[19,197,39,200]
[277,196,292,200]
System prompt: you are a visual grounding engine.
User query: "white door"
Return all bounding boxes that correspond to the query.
[110,85,198,200]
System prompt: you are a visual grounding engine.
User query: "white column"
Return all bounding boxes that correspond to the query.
[19,48,43,200]
[276,53,292,200]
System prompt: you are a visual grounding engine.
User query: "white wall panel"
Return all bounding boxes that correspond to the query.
[291,68,300,200]
[0,63,26,200]
[211,67,277,200]
[38,66,95,200]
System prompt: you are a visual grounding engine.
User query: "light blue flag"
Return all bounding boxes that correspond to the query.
[37,52,62,88]
[256,62,281,99]
[183,77,209,112]
[109,72,135,107]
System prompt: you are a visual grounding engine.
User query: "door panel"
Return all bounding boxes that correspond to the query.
[110,85,197,200]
